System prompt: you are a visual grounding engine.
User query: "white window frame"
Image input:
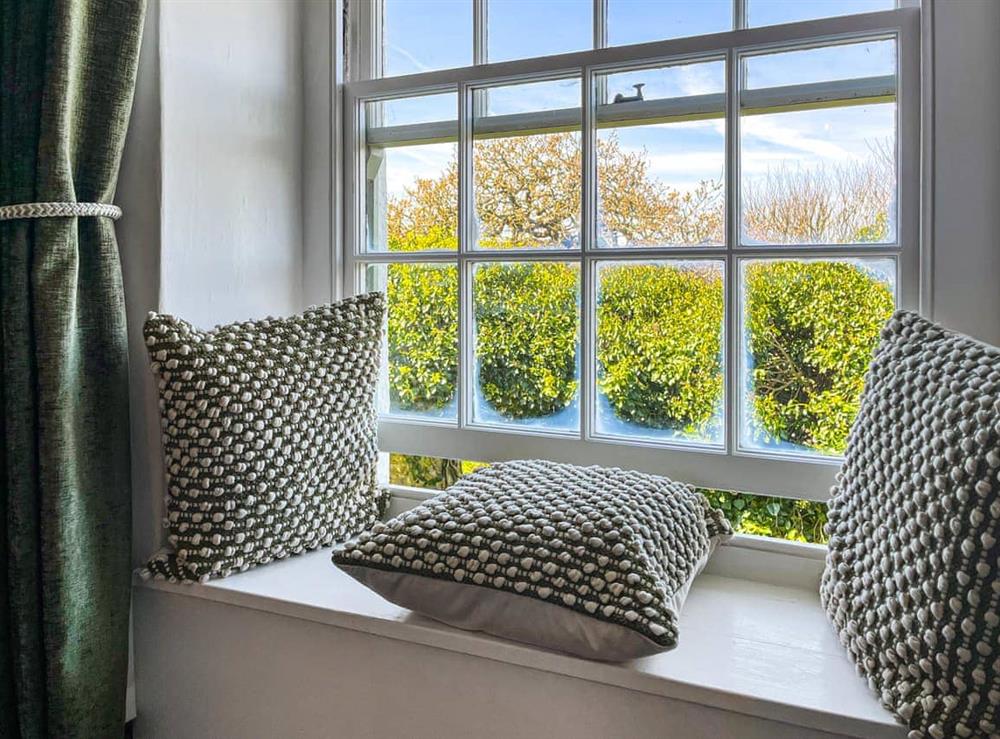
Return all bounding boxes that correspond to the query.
[342,1,923,504]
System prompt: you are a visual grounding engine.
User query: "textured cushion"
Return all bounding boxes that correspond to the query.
[821,310,1000,739]
[142,293,387,582]
[334,460,732,661]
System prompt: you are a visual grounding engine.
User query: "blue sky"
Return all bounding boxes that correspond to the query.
[376,0,897,216]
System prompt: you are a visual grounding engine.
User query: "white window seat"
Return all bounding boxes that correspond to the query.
[134,545,906,739]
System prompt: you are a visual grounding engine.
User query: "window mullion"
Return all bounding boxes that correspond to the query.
[593,0,607,49]
[473,0,488,116]
[473,0,487,65]
[724,47,741,457]
[581,65,597,442]
[734,0,747,30]
[458,83,474,430]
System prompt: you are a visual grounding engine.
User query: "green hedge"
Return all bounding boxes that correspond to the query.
[474,263,580,418]
[743,260,895,454]
[597,263,723,435]
[384,260,893,454]
[385,264,458,412]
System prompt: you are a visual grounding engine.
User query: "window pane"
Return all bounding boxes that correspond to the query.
[596,261,725,445]
[700,488,828,544]
[366,93,458,252]
[607,0,731,46]
[389,454,487,490]
[744,39,895,90]
[739,258,896,456]
[740,40,897,245]
[596,60,725,247]
[472,262,580,431]
[474,78,582,249]
[748,0,895,28]
[367,263,459,420]
[383,0,472,77]
[487,0,592,63]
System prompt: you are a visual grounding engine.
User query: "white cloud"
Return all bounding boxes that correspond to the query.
[741,116,852,161]
[740,105,894,176]
[676,63,725,97]
[645,151,725,189]
[383,145,455,198]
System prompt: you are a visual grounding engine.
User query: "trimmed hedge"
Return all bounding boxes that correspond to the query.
[474,263,579,418]
[743,260,895,454]
[384,260,892,454]
[597,263,723,436]
[385,263,458,412]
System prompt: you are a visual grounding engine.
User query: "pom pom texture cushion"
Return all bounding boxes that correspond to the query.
[142,293,387,582]
[334,460,732,661]
[821,310,1000,739]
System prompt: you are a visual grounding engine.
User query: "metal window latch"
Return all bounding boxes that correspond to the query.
[612,83,645,104]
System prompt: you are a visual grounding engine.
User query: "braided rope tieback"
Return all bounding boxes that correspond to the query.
[0,202,122,222]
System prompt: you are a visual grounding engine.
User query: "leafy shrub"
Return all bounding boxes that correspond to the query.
[699,488,828,544]
[385,259,892,455]
[474,263,579,419]
[389,454,484,490]
[384,263,458,412]
[597,263,723,436]
[743,261,894,454]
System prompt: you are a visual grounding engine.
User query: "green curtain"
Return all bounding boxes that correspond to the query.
[0,1,145,736]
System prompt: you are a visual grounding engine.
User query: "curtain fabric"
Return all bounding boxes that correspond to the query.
[0,1,145,737]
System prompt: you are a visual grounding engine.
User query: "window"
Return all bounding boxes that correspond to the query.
[344,1,921,510]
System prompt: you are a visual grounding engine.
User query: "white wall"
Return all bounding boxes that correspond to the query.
[159,0,306,328]
[929,0,1000,346]
[134,588,851,739]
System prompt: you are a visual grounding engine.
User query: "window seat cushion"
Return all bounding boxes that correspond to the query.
[136,548,905,738]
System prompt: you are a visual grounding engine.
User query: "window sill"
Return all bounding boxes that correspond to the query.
[135,545,903,739]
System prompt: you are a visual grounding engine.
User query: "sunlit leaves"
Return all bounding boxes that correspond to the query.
[474,263,580,419]
[597,263,724,439]
[743,260,895,454]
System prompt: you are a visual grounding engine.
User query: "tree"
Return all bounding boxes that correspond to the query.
[742,141,894,244]
[387,132,725,249]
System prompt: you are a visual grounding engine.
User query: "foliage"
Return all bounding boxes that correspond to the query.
[386,132,726,250]
[475,263,580,417]
[741,142,894,245]
[597,263,723,434]
[384,263,458,412]
[474,133,581,247]
[699,488,828,544]
[389,454,483,490]
[743,260,894,454]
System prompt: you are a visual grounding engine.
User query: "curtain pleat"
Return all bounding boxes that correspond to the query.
[0,1,145,736]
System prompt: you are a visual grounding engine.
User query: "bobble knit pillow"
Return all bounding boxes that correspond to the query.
[334,460,732,661]
[821,310,1000,739]
[142,292,388,583]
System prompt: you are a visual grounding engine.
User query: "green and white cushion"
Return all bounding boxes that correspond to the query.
[335,459,732,661]
[822,310,1000,739]
[142,293,387,582]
